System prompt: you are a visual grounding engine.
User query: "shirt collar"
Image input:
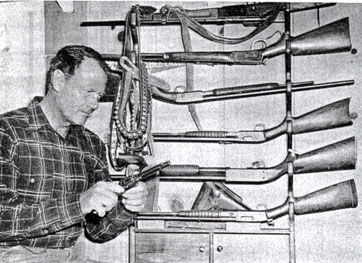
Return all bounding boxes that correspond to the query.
[27,96,51,129]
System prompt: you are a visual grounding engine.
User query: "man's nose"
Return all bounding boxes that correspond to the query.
[88,94,100,110]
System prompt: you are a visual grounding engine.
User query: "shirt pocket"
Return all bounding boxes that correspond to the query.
[16,172,53,202]
[16,142,53,202]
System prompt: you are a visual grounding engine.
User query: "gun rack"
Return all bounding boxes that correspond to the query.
[83,3,357,262]
[283,7,296,261]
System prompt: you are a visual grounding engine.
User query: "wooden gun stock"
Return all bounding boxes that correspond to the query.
[267,179,358,219]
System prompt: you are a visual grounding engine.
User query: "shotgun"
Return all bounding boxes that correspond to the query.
[159,137,356,183]
[153,98,356,143]
[137,179,358,224]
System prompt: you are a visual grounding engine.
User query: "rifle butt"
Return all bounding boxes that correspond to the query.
[267,179,358,219]
[264,98,354,140]
[293,98,354,133]
[295,179,358,215]
[294,137,356,174]
[263,17,351,59]
[291,17,351,55]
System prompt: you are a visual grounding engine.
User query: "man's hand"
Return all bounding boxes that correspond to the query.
[122,182,148,212]
[80,181,124,217]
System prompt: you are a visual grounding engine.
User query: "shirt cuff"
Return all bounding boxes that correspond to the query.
[107,202,136,227]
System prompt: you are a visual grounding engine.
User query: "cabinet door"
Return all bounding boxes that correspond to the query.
[135,232,209,263]
[214,234,289,263]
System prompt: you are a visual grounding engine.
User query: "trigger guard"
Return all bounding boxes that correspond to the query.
[251,39,267,50]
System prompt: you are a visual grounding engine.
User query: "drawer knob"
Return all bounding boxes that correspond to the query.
[217,245,223,252]
[199,246,205,253]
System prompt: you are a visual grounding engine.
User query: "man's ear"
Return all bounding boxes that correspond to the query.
[52,69,66,92]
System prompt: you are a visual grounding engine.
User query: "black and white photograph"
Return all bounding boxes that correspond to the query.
[0,1,361,262]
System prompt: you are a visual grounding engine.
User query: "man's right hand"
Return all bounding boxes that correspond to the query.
[80,181,125,217]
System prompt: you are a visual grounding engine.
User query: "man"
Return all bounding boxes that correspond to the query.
[0,46,148,262]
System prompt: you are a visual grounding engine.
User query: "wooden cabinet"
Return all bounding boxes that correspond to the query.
[130,223,290,263]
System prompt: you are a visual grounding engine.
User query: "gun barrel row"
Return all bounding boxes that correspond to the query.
[81,3,335,27]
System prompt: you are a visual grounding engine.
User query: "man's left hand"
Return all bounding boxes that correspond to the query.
[122,182,148,212]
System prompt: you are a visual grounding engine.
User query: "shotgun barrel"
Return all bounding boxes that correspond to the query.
[151,80,354,104]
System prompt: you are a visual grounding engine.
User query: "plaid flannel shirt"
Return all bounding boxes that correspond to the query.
[0,97,134,248]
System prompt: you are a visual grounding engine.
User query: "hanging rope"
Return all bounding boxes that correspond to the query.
[110,6,152,170]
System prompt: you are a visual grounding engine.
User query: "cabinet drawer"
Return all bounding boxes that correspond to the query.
[135,232,209,263]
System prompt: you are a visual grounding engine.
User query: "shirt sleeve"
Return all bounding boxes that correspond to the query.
[0,120,85,242]
[83,137,136,243]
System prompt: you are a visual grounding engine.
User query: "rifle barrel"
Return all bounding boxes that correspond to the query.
[81,3,334,27]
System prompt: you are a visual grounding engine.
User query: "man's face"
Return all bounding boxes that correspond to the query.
[56,58,107,126]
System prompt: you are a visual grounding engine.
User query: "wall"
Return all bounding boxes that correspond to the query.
[42,1,362,262]
[0,1,45,113]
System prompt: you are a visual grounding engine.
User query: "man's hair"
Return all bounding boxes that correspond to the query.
[45,45,109,94]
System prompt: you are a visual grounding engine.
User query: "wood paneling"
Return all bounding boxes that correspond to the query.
[135,232,209,263]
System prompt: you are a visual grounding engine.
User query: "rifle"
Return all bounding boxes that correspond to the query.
[150,80,354,104]
[137,179,358,224]
[153,98,356,143]
[80,3,334,27]
[141,17,351,65]
[159,137,356,183]
[99,73,354,103]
